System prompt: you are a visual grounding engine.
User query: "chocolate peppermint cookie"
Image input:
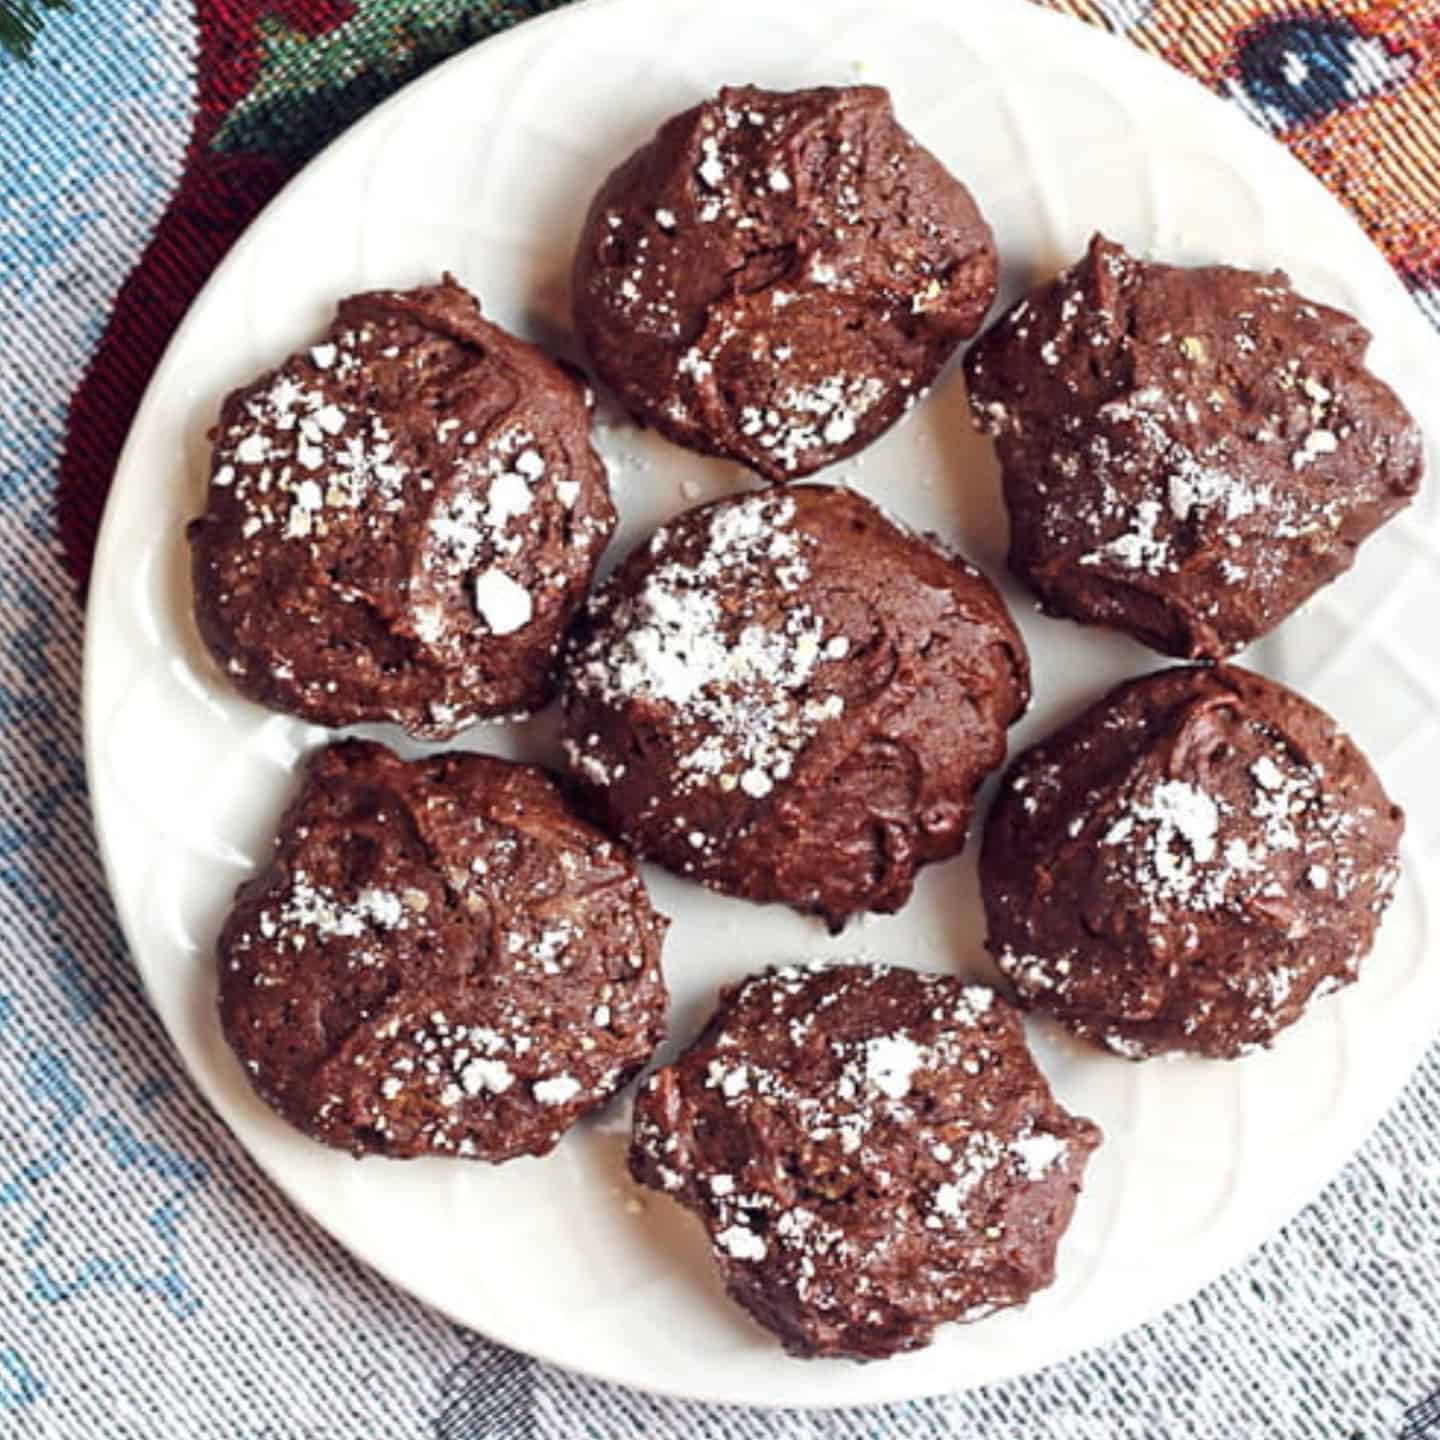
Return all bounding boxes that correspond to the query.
[189,278,615,739]
[219,739,668,1161]
[560,485,1029,930]
[574,84,997,480]
[965,234,1422,658]
[631,962,1101,1360]
[981,665,1403,1059]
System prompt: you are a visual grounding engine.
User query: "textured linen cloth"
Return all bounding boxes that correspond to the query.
[3,1,1439,1435]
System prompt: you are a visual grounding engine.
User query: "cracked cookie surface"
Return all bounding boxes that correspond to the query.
[573,84,997,481]
[219,739,668,1160]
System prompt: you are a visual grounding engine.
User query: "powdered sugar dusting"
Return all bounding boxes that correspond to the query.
[996,674,1402,1051]
[567,493,847,801]
[472,568,534,635]
[864,1034,925,1099]
[632,962,1093,1328]
[1098,743,1339,916]
[737,374,889,473]
[212,357,409,545]
[226,752,667,1158]
[255,873,410,952]
[968,241,1406,646]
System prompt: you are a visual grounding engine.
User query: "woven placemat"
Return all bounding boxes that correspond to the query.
[1,2,1437,1435]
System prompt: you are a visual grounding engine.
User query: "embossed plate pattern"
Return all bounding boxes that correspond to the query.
[83,0,1440,1407]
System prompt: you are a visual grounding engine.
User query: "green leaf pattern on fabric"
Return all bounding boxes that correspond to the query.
[0,0,71,63]
[213,0,567,157]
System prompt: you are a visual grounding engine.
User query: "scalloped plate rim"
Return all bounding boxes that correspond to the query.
[83,0,1440,1408]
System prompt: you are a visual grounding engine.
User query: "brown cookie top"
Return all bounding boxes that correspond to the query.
[981,665,1403,1060]
[219,739,668,1160]
[631,962,1100,1360]
[964,234,1423,659]
[189,279,615,738]
[573,84,997,481]
[560,485,1029,930]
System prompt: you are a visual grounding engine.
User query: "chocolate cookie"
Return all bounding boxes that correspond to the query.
[189,279,615,739]
[573,84,998,481]
[631,962,1100,1360]
[219,739,668,1160]
[981,665,1403,1060]
[559,485,1029,930]
[965,234,1423,658]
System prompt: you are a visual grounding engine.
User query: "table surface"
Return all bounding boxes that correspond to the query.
[4,0,1439,1436]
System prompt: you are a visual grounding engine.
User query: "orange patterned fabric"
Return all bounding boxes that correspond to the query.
[50,0,1440,586]
[1037,0,1440,295]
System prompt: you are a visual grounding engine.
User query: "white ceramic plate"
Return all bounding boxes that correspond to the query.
[84,0,1440,1407]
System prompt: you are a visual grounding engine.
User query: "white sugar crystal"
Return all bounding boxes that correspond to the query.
[533,1075,582,1105]
[963,986,994,1013]
[739,768,774,799]
[1102,1032,1150,1060]
[236,434,269,464]
[756,374,885,471]
[412,605,445,645]
[1011,1130,1066,1180]
[310,343,337,369]
[515,448,545,480]
[461,1059,514,1095]
[473,569,533,635]
[931,1131,1005,1224]
[356,889,404,928]
[1080,499,1172,576]
[486,470,534,527]
[706,1061,749,1099]
[1251,756,1284,790]
[697,137,726,188]
[314,404,347,435]
[1141,780,1219,863]
[715,1225,767,1261]
[933,1182,966,1219]
[864,1034,924,1099]
[676,346,713,381]
[1292,429,1339,469]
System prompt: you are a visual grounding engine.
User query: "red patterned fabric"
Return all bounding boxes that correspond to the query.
[55,0,1440,587]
